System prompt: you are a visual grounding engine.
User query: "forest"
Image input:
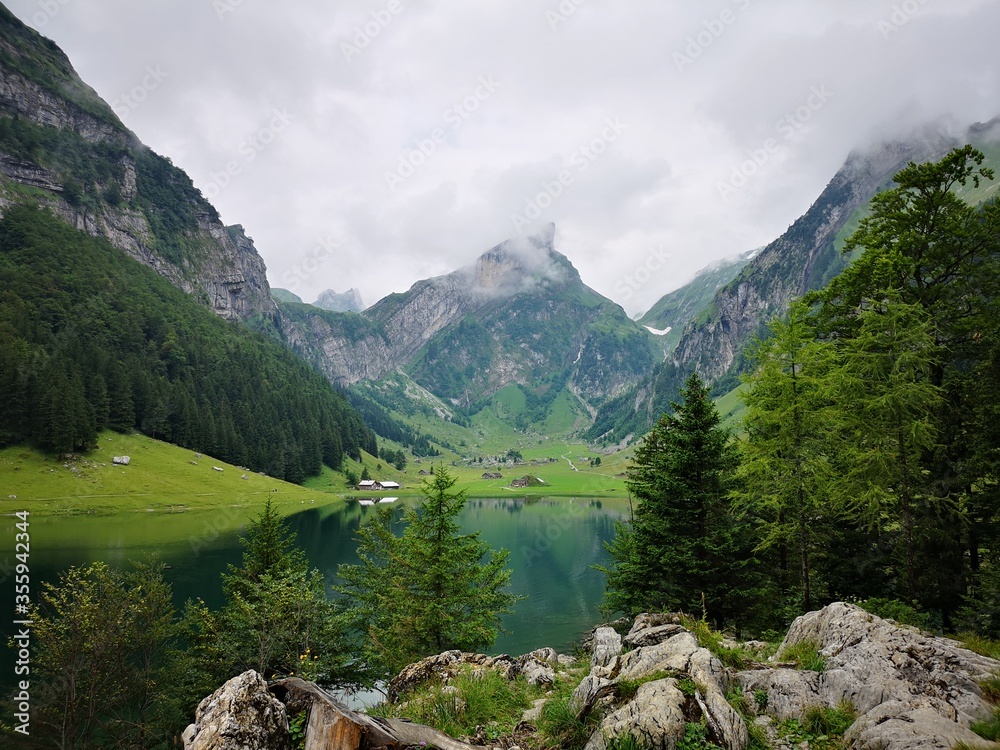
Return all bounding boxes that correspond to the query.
[0,205,377,483]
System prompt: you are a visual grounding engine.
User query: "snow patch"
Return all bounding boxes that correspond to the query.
[644,326,672,336]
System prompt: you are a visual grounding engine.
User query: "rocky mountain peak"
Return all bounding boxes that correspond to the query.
[313,288,365,313]
[469,223,576,297]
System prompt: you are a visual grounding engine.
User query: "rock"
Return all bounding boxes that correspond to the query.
[183,670,290,750]
[213,466,223,472]
[591,627,623,671]
[569,674,616,718]
[616,631,700,682]
[7,495,15,500]
[519,655,555,687]
[737,602,1000,750]
[584,679,687,750]
[521,698,548,723]
[625,623,688,648]
[844,700,991,750]
[112,455,130,465]
[557,654,577,667]
[527,646,559,666]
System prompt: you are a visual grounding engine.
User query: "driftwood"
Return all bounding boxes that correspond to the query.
[270,677,483,750]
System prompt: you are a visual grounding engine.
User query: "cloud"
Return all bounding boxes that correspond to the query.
[6,0,1000,316]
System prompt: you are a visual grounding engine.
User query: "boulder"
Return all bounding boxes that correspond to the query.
[738,602,1000,750]
[583,679,687,750]
[616,631,700,682]
[625,623,688,648]
[183,670,290,750]
[112,455,130,465]
[591,626,623,671]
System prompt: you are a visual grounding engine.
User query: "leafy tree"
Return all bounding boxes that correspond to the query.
[184,501,356,699]
[599,374,757,624]
[25,561,183,750]
[336,467,519,677]
[737,302,838,610]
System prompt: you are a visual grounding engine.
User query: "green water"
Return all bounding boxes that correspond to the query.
[0,496,629,687]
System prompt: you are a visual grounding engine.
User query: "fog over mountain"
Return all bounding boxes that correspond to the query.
[7,0,998,315]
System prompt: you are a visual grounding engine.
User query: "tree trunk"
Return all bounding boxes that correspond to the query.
[271,677,484,750]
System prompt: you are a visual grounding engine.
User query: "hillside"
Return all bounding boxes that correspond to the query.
[587,122,1000,445]
[0,7,277,323]
[638,249,756,355]
[0,205,375,482]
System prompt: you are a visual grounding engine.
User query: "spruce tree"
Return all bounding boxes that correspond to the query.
[336,466,519,677]
[600,373,754,624]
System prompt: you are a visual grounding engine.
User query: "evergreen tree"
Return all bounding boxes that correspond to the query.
[737,302,837,611]
[599,374,756,624]
[336,466,519,677]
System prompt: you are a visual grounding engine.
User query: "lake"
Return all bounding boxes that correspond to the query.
[0,496,630,689]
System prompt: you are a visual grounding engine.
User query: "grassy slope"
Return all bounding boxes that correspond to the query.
[0,430,328,516]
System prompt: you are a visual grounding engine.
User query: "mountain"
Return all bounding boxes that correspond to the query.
[672,127,966,389]
[313,288,364,313]
[271,288,303,304]
[279,224,660,428]
[0,6,376,479]
[0,6,275,323]
[587,123,1000,445]
[638,249,757,356]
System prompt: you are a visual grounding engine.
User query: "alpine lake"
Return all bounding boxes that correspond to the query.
[0,495,630,692]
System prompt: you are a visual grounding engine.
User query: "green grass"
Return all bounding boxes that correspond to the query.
[614,670,677,702]
[680,616,757,670]
[0,430,327,516]
[369,668,540,741]
[775,703,856,750]
[777,640,826,672]
[958,633,1000,660]
[971,710,1000,743]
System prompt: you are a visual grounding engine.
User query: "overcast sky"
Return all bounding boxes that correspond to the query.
[7,0,1000,315]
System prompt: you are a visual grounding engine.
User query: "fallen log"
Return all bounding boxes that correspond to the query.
[270,677,484,750]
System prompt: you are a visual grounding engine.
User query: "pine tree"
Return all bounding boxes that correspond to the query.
[336,466,519,677]
[599,374,754,624]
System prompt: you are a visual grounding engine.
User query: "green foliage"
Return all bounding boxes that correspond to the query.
[599,373,762,626]
[777,640,826,672]
[980,673,1000,704]
[538,691,602,749]
[853,597,931,630]
[23,560,184,749]
[288,712,307,750]
[371,668,538,740]
[336,467,520,677]
[737,301,838,611]
[0,206,375,481]
[676,721,724,750]
[184,500,357,699]
[679,615,757,670]
[971,710,1000,742]
[775,702,856,750]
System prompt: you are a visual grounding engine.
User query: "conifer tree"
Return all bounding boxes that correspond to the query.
[336,466,519,677]
[737,302,837,611]
[600,374,754,624]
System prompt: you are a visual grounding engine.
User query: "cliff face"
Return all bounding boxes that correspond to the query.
[672,134,957,383]
[0,7,276,323]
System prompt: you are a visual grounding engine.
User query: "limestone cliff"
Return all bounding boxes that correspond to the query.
[0,6,276,322]
[672,130,959,384]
